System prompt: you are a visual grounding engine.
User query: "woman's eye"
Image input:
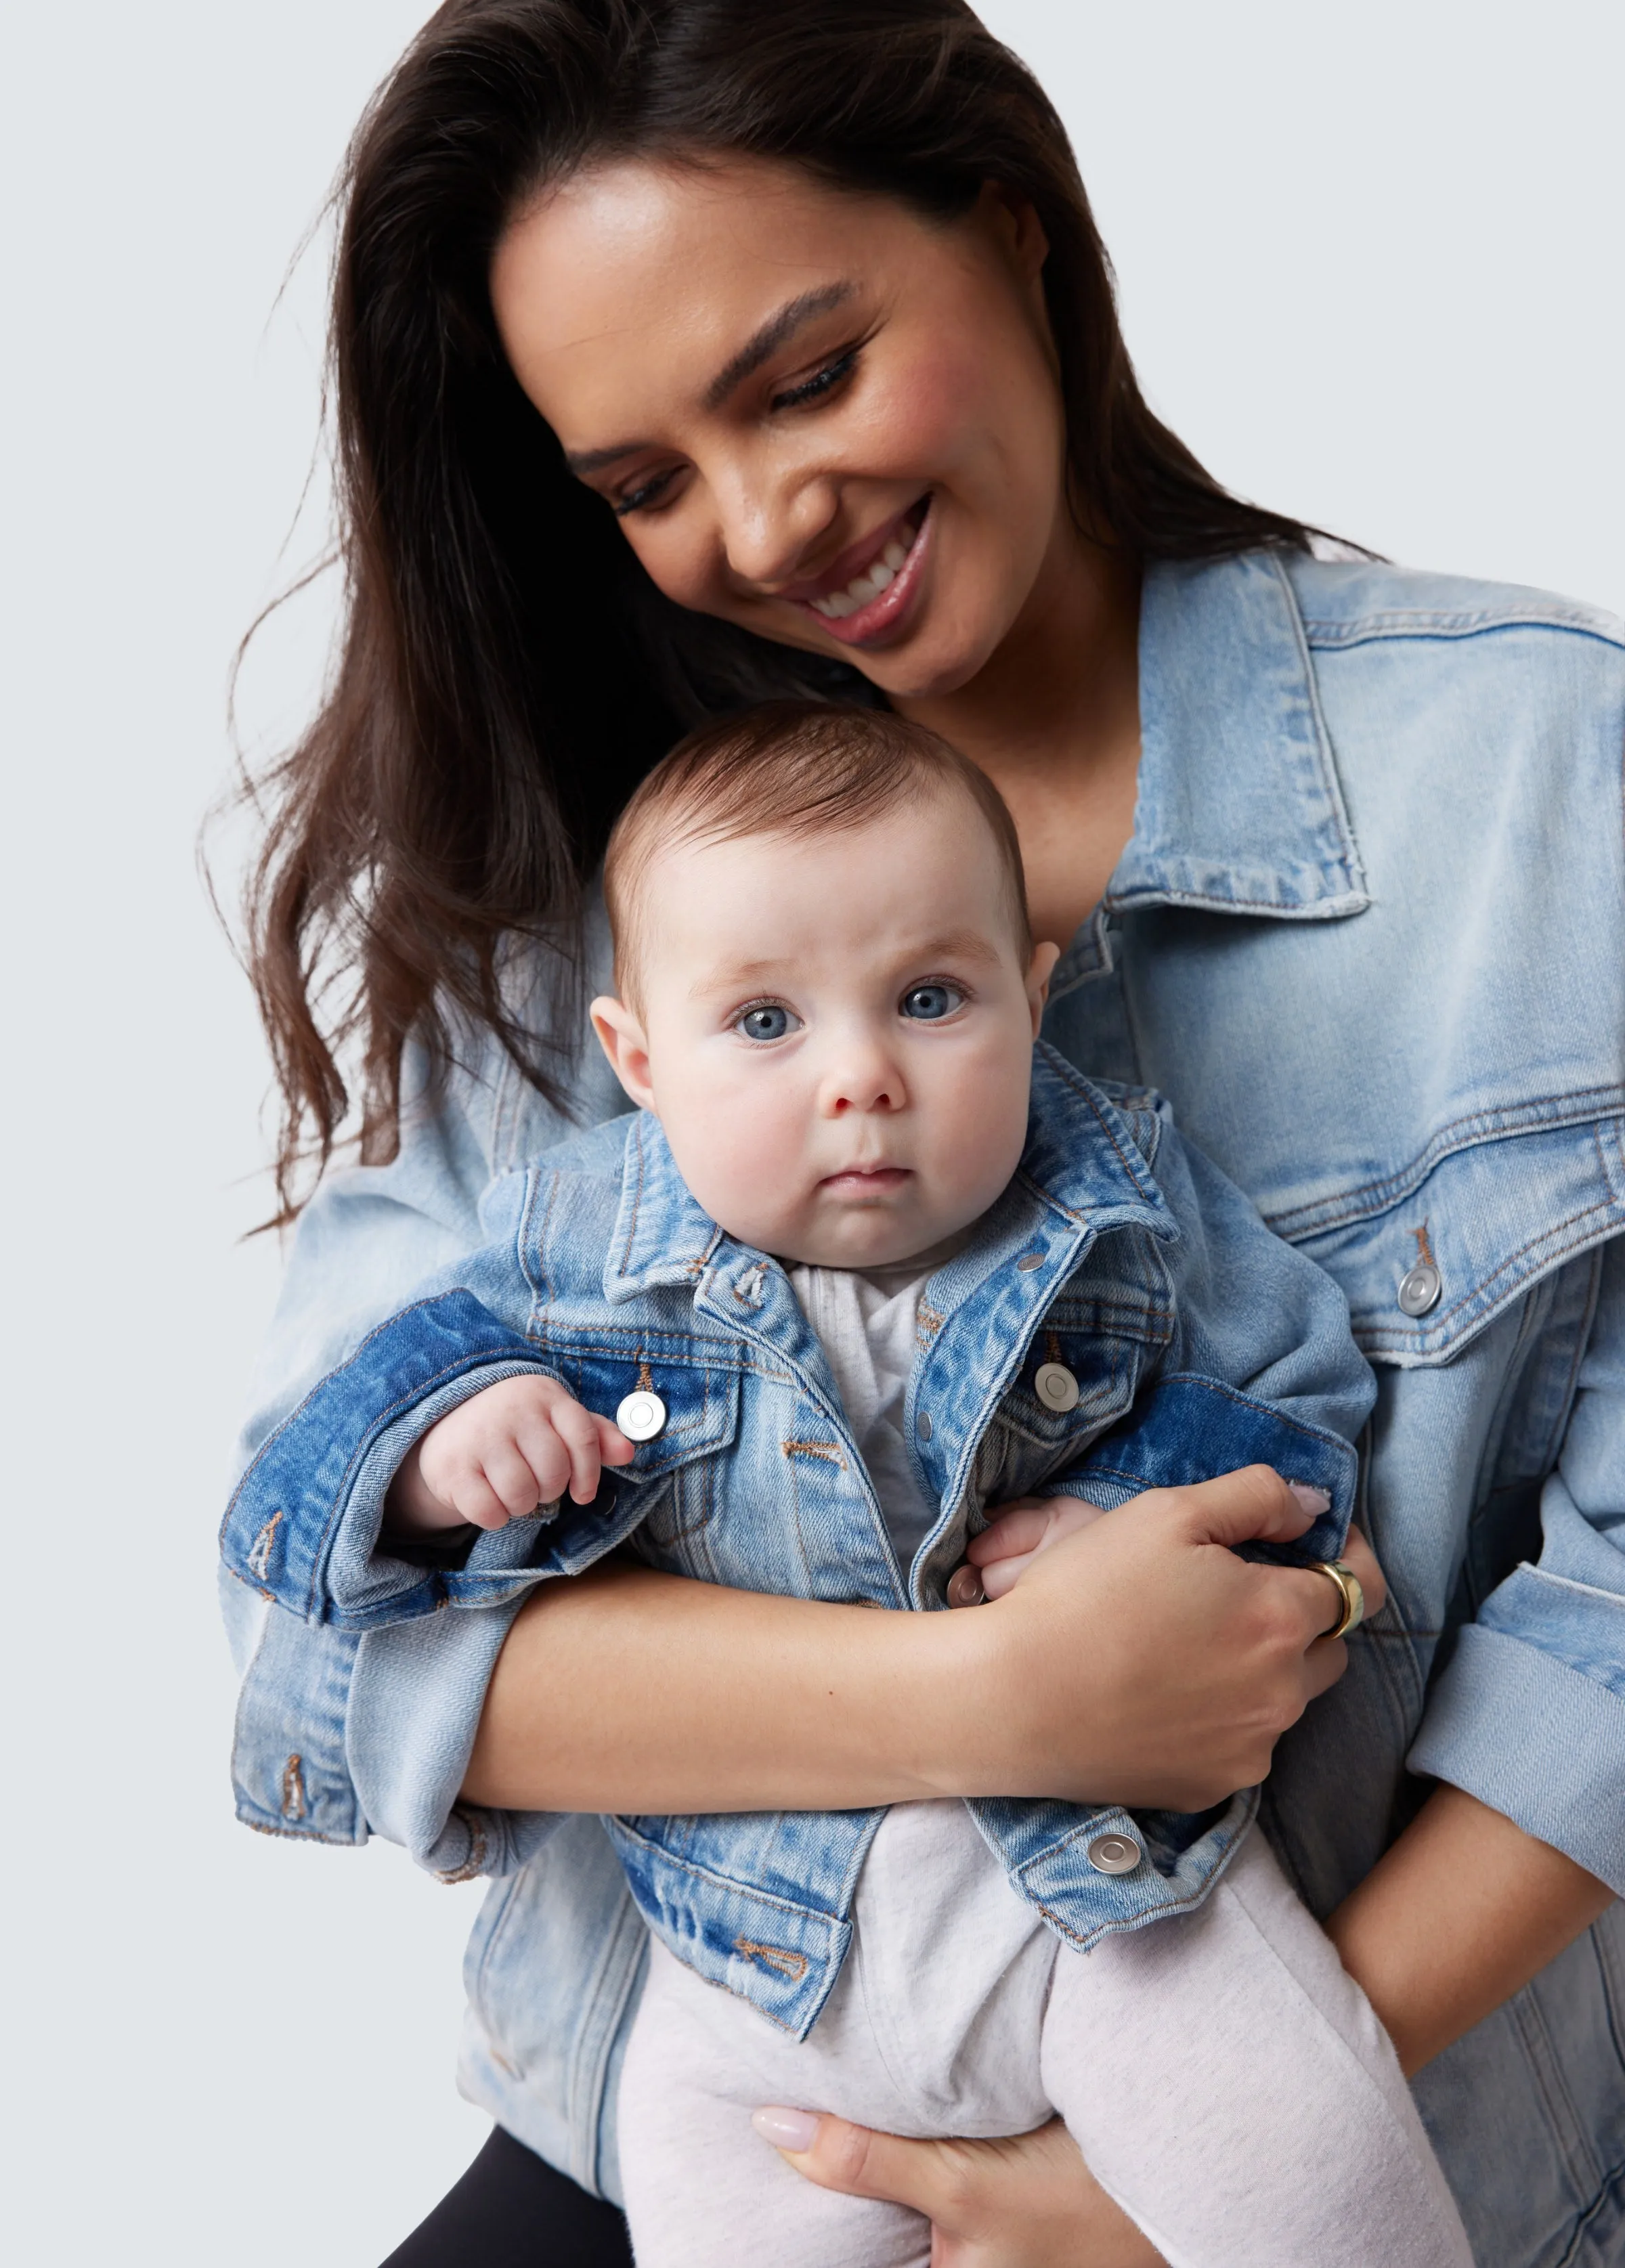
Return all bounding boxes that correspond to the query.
[735,1003,799,1043]
[772,347,859,412]
[901,983,964,1022]
[613,467,680,517]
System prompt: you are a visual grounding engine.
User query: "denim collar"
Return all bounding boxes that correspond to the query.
[603,1043,1173,1301]
[1102,548,1369,925]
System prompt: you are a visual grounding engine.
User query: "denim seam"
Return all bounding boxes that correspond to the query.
[609,1823,850,1927]
[1303,611,1625,654]
[616,1118,647,1280]
[1266,548,1370,898]
[520,1167,555,1314]
[1267,1091,1625,1240]
[527,1321,756,1373]
[1511,1980,1605,2207]
[1555,2158,1625,2268]
[235,1810,359,1848]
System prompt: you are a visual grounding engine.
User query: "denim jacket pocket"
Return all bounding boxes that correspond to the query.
[991,1287,1175,1449]
[1291,1112,1625,1368]
[526,1328,743,1484]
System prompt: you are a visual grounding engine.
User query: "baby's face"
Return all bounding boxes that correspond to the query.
[592,793,1059,1268]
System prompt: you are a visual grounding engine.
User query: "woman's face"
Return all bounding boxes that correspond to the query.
[490,156,1076,703]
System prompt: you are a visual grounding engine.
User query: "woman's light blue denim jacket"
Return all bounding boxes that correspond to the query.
[223,1044,1370,2038]
[221,551,1625,2267]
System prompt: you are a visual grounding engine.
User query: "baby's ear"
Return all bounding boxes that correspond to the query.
[1025,940,1062,1033]
[590,996,657,1110]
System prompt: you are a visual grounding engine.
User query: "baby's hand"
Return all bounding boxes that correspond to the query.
[386,1374,636,1537]
[946,1496,1106,1607]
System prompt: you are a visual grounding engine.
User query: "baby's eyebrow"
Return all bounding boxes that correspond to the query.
[689,956,792,998]
[906,929,1005,966]
[686,930,1006,999]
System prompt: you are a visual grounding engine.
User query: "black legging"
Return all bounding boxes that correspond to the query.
[381,2127,634,2267]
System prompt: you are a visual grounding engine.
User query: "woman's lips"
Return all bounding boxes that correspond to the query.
[787,500,932,649]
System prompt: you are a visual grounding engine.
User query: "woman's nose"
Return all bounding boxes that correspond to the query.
[713,458,838,589]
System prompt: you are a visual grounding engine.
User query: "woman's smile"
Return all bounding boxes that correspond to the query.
[787,498,932,646]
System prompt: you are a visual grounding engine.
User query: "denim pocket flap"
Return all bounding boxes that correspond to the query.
[532,1332,742,1480]
[1295,1114,1625,1366]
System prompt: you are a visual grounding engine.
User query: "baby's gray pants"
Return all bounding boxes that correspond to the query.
[617,1815,1473,2268]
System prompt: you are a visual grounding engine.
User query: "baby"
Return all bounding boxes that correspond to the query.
[231,704,1471,2268]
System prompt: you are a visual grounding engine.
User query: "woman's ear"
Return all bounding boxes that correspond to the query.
[590,996,657,1110]
[1025,940,1062,1036]
[978,181,1050,290]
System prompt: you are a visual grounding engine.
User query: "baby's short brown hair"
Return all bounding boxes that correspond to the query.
[603,702,1031,1005]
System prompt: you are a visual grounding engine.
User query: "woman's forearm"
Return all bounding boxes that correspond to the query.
[1326,1783,1616,2075]
[462,1558,972,1812]
[461,1470,1352,1815]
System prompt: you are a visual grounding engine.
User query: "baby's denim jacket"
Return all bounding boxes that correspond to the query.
[223,1043,1372,2036]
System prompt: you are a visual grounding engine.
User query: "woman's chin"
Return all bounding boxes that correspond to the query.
[852,630,1005,704]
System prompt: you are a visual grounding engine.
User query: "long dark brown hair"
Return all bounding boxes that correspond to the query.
[244,0,1321,1221]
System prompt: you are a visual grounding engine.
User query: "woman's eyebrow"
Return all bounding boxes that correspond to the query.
[701,281,855,410]
[565,282,857,477]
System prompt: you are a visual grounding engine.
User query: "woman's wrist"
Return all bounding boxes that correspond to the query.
[464,1561,999,1814]
[1326,1783,1614,2075]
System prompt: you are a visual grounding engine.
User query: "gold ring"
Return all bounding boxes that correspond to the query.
[1312,1559,1365,1640]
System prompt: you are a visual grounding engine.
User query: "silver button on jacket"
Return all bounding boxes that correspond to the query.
[615,1389,668,1443]
[1086,1833,1143,1876]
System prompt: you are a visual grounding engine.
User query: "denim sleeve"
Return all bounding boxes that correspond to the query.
[222,922,632,1872]
[1410,1238,1625,1892]
[1051,1109,1377,1563]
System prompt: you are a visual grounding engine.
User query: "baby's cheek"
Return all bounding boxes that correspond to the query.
[666,1093,808,1247]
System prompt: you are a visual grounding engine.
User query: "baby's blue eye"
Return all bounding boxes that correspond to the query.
[901,983,963,1022]
[737,1003,796,1043]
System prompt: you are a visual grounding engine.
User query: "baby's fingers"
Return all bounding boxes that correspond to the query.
[966,1505,1055,1566]
[508,1412,574,1510]
[538,1395,611,1505]
[595,1415,637,1470]
[477,1437,551,1523]
[446,1468,525,1531]
[978,1546,1040,1601]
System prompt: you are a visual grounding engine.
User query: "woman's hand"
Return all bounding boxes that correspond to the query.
[948,1466,1376,1813]
[959,1490,1386,1618]
[753,2110,1165,2266]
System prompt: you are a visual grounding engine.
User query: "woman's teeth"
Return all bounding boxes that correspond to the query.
[810,529,915,620]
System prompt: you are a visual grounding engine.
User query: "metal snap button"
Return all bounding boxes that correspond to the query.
[1016,1250,1045,1273]
[1398,1263,1442,1319]
[1034,1362,1081,1412]
[1086,1831,1142,1876]
[616,1389,668,1443]
[916,1411,933,1443]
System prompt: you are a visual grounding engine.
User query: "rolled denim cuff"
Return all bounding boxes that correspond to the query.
[347,1603,568,1879]
[1408,1621,1625,1894]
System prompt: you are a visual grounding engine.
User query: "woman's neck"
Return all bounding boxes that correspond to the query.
[894,529,1143,955]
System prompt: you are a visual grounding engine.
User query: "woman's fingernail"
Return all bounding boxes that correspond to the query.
[751,2106,820,2152]
[1286,1483,1331,1514]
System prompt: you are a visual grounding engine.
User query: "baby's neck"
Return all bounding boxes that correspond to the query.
[782,1220,981,1282]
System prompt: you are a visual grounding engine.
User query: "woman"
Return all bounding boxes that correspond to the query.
[225,3,1625,2261]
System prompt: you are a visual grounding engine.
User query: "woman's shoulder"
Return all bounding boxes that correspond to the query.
[1281,550,1625,663]
[1275,552,1625,825]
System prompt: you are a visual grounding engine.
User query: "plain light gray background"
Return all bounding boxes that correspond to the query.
[4,4,1621,2261]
